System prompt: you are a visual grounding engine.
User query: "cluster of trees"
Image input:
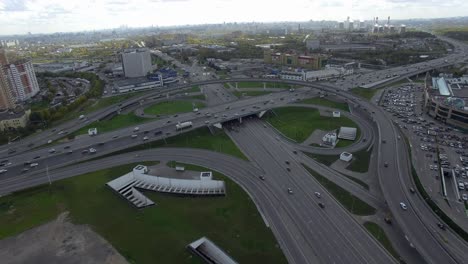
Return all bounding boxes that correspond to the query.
[31,72,104,124]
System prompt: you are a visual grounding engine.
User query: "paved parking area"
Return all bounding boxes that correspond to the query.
[381,83,468,229]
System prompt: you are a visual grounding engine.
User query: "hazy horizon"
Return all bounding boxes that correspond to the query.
[1,0,468,35]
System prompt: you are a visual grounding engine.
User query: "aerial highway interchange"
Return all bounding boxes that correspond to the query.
[1,37,468,264]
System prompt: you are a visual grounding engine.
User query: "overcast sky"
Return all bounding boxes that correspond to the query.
[0,0,467,35]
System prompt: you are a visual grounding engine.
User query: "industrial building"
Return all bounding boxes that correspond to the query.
[121,48,153,78]
[424,74,468,129]
[263,49,328,70]
[187,237,238,264]
[114,75,164,93]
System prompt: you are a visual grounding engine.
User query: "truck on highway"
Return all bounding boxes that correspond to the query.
[176,121,193,131]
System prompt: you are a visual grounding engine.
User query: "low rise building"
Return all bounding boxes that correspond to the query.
[114,76,163,93]
[424,74,468,129]
[340,152,353,162]
[264,49,328,70]
[0,109,30,131]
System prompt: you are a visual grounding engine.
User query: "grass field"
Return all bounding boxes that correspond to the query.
[72,112,150,136]
[347,148,373,173]
[0,162,286,264]
[103,127,248,161]
[190,94,206,100]
[305,153,338,166]
[266,107,360,143]
[84,92,145,114]
[303,164,376,215]
[233,91,272,97]
[188,85,200,93]
[363,222,399,260]
[299,97,349,112]
[144,101,206,116]
[350,87,379,101]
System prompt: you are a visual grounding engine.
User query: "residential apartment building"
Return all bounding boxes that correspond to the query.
[0,68,15,110]
[3,59,40,101]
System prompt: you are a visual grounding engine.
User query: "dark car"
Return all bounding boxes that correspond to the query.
[437,223,446,230]
[33,156,41,160]
[154,131,162,136]
[409,187,416,194]
[144,131,149,134]
[286,167,291,172]
[64,146,71,149]
[318,202,325,209]
[384,217,392,224]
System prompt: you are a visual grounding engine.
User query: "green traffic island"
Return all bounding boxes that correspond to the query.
[350,87,380,101]
[302,164,375,215]
[0,162,286,264]
[87,127,249,162]
[143,101,206,116]
[346,147,373,173]
[265,106,360,143]
[71,112,151,136]
[363,221,401,260]
[303,153,370,190]
[297,97,350,112]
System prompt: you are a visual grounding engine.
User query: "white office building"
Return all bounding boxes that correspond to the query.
[121,48,152,78]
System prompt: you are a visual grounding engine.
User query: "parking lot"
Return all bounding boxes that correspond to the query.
[381,83,468,226]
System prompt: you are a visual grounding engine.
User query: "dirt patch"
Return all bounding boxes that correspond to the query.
[0,212,128,264]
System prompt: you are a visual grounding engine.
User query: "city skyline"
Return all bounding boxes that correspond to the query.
[1,0,468,35]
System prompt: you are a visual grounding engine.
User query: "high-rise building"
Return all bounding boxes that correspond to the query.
[3,59,40,101]
[121,48,152,78]
[0,67,15,110]
[0,49,8,65]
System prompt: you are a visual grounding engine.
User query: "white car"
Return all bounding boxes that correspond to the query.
[314,192,321,198]
[400,202,408,210]
[131,134,138,138]
[143,136,149,141]
[133,127,140,132]
[0,169,7,174]
[47,139,53,144]
[48,148,56,153]
[30,163,39,167]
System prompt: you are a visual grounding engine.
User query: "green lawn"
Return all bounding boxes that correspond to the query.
[103,127,248,161]
[0,162,286,264]
[350,87,379,101]
[303,164,376,215]
[223,83,231,89]
[188,85,200,93]
[303,153,369,190]
[233,91,272,97]
[347,148,373,173]
[190,94,206,100]
[84,92,145,114]
[363,222,399,260]
[72,112,150,136]
[298,97,349,112]
[305,153,338,166]
[266,107,360,143]
[144,101,205,116]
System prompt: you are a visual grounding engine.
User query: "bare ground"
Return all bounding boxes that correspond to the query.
[0,212,128,264]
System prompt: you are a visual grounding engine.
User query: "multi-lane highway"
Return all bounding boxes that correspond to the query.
[1,34,468,263]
